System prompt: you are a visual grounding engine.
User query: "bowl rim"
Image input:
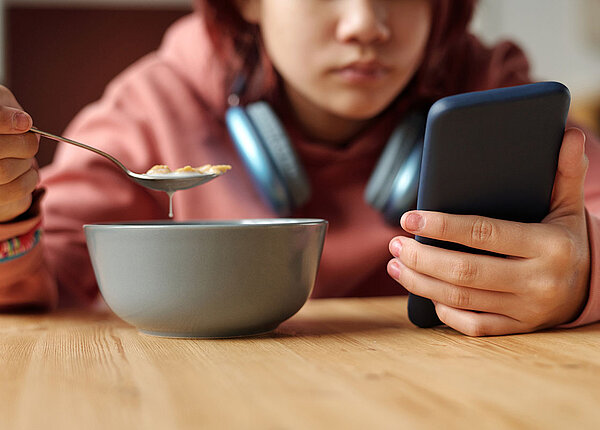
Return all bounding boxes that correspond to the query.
[84,218,328,230]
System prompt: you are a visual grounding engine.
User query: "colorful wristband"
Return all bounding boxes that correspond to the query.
[0,223,42,263]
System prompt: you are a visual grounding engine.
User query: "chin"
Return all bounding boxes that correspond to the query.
[320,88,399,120]
[329,100,393,120]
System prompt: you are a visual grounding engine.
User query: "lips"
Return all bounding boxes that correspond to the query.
[333,60,390,84]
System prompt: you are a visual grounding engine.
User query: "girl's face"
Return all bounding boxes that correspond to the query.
[238,0,432,126]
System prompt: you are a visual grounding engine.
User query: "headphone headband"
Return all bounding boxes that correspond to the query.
[226,98,427,224]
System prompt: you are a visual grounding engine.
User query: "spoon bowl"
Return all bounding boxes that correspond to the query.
[30,127,221,193]
[127,171,218,193]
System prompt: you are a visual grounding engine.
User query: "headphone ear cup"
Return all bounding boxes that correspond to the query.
[226,104,293,215]
[245,102,311,209]
[381,142,423,224]
[365,111,426,224]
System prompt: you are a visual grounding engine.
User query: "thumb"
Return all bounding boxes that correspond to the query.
[0,106,32,134]
[549,127,588,215]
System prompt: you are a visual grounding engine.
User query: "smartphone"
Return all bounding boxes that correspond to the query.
[407,81,571,328]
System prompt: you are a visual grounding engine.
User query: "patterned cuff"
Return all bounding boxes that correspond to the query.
[0,222,42,263]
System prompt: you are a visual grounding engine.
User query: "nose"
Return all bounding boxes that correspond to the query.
[336,0,391,45]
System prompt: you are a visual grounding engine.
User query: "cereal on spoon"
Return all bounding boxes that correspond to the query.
[145,164,232,217]
[146,164,232,175]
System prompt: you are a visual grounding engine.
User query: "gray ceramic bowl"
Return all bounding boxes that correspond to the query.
[84,219,327,338]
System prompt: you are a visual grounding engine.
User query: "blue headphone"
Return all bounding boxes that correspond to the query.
[225,95,426,224]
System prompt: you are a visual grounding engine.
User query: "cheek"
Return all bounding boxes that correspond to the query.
[262,21,327,101]
[385,1,431,69]
[259,0,329,78]
[263,28,319,82]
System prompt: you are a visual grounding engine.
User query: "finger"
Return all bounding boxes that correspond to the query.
[0,132,39,159]
[548,128,587,215]
[434,302,530,336]
[0,158,35,185]
[388,259,519,316]
[0,194,32,222]
[0,168,38,203]
[389,236,529,293]
[401,210,542,258]
[0,106,32,134]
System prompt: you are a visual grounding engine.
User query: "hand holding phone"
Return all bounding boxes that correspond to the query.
[387,82,591,335]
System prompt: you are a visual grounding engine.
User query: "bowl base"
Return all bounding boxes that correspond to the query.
[138,322,281,339]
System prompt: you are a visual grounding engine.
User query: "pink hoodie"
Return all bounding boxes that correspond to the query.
[1,13,600,327]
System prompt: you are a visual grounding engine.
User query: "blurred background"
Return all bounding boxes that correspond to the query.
[0,0,599,167]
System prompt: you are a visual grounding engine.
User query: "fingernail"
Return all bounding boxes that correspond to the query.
[391,239,402,256]
[14,112,31,131]
[404,212,424,232]
[388,260,401,278]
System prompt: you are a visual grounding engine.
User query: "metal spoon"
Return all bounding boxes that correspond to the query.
[30,127,220,193]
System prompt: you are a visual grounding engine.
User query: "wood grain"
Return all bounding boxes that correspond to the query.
[0,297,599,429]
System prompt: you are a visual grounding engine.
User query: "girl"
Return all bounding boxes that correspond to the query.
[0,0,598,336]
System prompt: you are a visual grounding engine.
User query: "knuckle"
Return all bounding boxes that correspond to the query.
[450,259,477,285]
[403,242,420,270]
[446,287,472,309]
[470,217,495,245]
[543,229,577,266]
[438,215,450,238]
[553,232,576,260]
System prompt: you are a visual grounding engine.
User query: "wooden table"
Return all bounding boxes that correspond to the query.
[1,297,599,429]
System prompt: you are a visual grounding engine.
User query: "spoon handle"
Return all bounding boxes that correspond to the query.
[30,127,130,174]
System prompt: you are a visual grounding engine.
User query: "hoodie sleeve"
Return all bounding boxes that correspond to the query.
[0,190,58,310]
